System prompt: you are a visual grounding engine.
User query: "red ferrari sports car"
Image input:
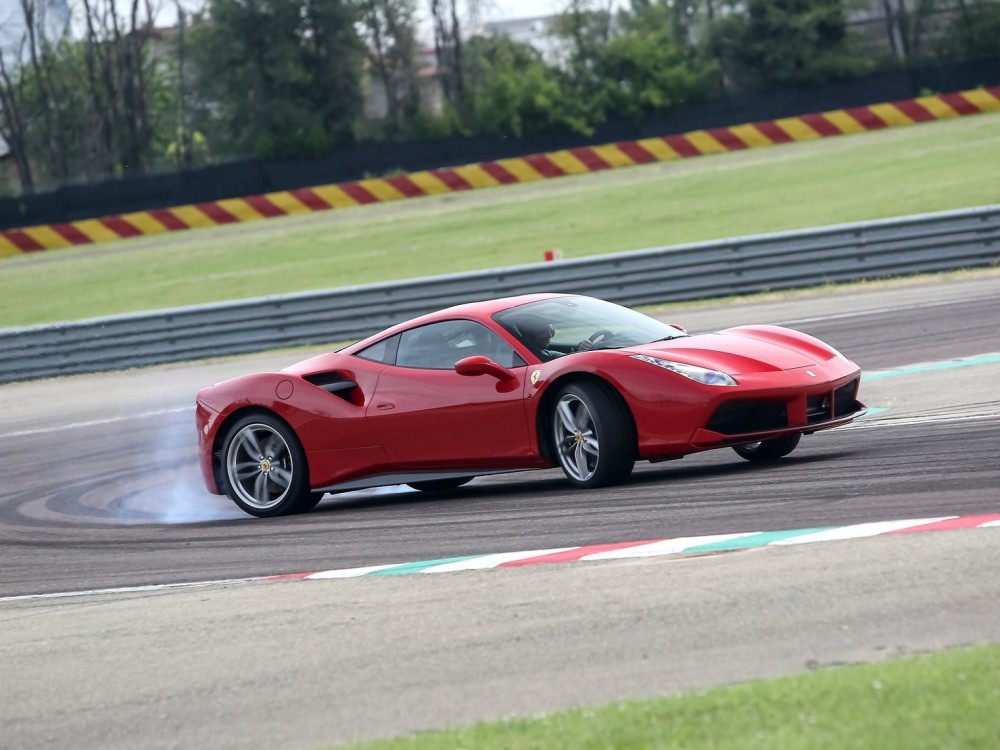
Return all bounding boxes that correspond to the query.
[196,294,865,517]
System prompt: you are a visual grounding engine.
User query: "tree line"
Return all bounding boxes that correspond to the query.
[1,0,998,196]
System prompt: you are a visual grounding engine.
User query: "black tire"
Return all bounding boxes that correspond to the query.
[221,413,312,517]
[407,477,474,492]
[732,433,801,462]
[297,492,327,512]
[551,382,635,488]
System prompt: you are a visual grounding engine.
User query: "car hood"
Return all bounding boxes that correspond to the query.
[627,332,820,375]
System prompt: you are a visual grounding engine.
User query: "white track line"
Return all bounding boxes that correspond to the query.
[4,406,193,438]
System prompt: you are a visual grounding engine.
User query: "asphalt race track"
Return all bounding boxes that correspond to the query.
[2,271,998,749]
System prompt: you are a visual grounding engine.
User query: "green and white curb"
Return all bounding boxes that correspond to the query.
[273,514,1000,580]
[3,515,996,603]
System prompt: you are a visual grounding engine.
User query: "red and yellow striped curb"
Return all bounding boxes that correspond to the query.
[2,86,998,257]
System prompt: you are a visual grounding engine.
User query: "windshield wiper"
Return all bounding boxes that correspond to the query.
[650,334,688,342]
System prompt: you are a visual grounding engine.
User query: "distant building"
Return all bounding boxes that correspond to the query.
[0,0,71,63]
[0,0,70,192]
[365,13,578,119]
[476,15,564,66]
[362,44,444,120]
[845,0,964,58]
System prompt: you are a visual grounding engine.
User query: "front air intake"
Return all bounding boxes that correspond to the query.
[706,401,788,435]
[301,373,359,403]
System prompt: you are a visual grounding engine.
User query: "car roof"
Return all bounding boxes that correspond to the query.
[341,293,571,353]
[431,292,570,319]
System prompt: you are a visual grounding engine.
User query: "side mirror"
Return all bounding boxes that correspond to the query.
[670,324,687,334]
[455,355,516,383]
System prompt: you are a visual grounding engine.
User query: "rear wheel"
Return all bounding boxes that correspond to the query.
[551,382,634,488]
[733,433,801,462]
[222,413,312,517]
[407,477,474,492]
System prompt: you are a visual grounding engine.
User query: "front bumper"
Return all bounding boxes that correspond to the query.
[195,400,224,494]
[691,370,865,447]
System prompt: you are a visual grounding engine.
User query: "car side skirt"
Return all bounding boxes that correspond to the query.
[313,468,533,495]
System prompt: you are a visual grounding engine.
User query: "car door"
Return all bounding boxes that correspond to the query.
[364,319,532,467]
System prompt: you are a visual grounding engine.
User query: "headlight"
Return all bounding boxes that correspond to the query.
[631,354,738,386]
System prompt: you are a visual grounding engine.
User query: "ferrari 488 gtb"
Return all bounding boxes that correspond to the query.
[196,294,866,517]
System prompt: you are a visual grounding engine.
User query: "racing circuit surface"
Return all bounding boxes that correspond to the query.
[2,272,999,749]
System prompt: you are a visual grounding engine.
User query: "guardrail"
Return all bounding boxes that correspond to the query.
[2,205,998,384]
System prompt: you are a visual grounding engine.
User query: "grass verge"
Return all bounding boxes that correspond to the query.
[332,643,1000,750]
[1,112,998,328]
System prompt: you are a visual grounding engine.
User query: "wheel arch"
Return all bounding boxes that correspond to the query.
[211,406,304,495]
[535,372,638,464]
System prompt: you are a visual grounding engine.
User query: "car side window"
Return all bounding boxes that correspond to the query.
[354,334,400,364]
[395,320,525,370]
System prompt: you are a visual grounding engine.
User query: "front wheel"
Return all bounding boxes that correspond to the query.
[551,382,634,488]
[733,433,801,462]
[222,413,312,517]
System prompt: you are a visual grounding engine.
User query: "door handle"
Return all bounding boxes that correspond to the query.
[375,402,395,410]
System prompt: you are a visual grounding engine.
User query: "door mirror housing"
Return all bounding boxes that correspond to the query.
[455,355,516,383]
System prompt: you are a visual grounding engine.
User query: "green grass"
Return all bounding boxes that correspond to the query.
[2,112,999,328]
[332,644,1000,750]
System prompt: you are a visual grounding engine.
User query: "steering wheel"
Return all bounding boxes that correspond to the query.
[587,329,616,348]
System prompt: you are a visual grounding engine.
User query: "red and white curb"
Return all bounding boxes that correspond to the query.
[4,514,998,603]
[271,514,1000,580]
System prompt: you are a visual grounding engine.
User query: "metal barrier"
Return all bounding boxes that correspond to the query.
[1,205,997,384]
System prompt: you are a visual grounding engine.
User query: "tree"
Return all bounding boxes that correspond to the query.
[594,28,719,120]
[464,35,590,137]
[359,0,421,137]
[0,0,172,192]
[0,0,72,192]
[550,0,613,84]
[77,0,162,179]
[0,30,37,192]
[621,0,703,45]
[705,0,870,91]
[190,0,364,160]
[547,0,616,127]
[935,0,1000,61]
[429,0,466,118]
[169,4,197,169]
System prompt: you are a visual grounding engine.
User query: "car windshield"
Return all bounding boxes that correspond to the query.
[493,296,687,362]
